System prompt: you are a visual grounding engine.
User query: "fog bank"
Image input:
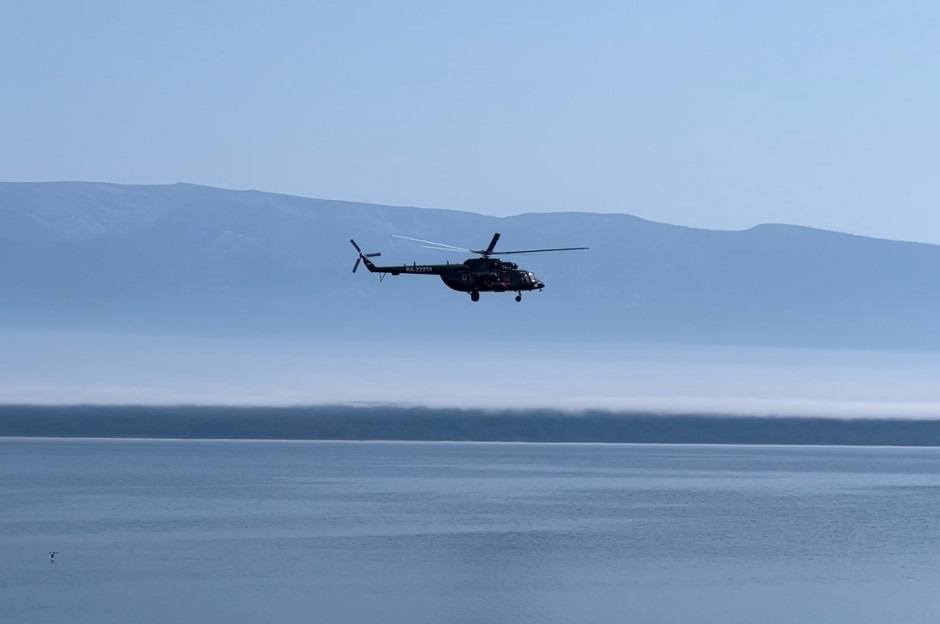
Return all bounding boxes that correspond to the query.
[3,331,939,418]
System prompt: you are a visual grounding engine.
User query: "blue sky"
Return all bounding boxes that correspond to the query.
[4,1,940,242]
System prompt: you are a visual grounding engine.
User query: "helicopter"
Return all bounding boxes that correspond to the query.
[350,232,588,302]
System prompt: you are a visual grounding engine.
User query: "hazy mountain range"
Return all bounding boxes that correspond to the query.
[2,181,938,349]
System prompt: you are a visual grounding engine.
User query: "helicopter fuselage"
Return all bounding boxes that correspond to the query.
[440,257,544,294]
[378,257,544,293]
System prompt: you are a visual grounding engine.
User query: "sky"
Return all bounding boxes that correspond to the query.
[3,1,940,243]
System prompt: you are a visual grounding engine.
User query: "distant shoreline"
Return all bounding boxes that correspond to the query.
[5,437,940,451]
[4,404,940,446]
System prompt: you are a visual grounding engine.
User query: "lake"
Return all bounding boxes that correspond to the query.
[3,439,940,623]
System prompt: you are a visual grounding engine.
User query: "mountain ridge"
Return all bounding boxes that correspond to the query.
[2,181,938,350]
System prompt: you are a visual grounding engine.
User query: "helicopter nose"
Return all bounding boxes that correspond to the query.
[536,279,545,289]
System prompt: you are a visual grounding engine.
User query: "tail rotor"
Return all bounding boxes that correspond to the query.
[350,239,381,273]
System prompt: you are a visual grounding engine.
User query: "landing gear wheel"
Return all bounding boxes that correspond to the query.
[470,291,480,302]
[515,294,522,302]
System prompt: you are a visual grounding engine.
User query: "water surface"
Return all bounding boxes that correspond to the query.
[3,439,940,623]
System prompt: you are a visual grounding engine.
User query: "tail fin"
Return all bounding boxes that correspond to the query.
[350,239,381,273]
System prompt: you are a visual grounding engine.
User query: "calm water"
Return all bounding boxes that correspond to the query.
[3,439,940,623]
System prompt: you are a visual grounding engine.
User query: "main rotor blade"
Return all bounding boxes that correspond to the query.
[391,234,470,252]
[391,233,588,257]
[493,246,590,255]
[483,233,500,255]
[420,245,466,253]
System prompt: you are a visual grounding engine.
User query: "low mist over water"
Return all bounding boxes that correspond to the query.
[2,330,939,418]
